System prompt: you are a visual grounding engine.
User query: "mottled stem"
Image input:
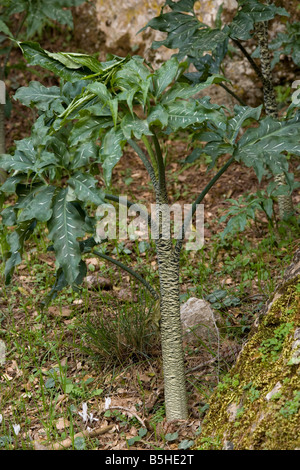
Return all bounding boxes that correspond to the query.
[93,249,159,300]
[254,7,294,219]
[156,241,188,420]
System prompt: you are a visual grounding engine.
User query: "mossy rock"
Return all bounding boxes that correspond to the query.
[194,249,300,450]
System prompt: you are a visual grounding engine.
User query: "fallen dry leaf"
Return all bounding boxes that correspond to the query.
[55,417,70,431]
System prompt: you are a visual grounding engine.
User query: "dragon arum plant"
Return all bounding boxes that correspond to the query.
[142,0,300,220]
[0,41,299,420]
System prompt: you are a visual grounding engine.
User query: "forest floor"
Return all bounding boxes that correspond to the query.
[0,18,299,450]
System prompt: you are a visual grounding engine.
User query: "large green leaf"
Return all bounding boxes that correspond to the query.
[121,113,151,140]
[230,0,289,40]
[153,57,180,98]
[68,173,105,206]
[70,142,99,169]
[165,100,204,130]
[161,74,228,104]
[165,97,224,131]
[147,105,169,128]
[47,188,86,284]
[227,105,263,143]
[1,207,17,226]
[14,81,64,113]
[0,138,35,172]
[0,18,13,38]
[70,115,112,145]
[5,220,37,284]
[17,185,56,223]
[0,175,25,194]
[236,113,300,181]
[141,3,227,62]
[164,1,198,13]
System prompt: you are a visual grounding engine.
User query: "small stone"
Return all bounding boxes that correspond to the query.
[0,340,6,366]
[265,382,282,401]
[180,297,220,345]
[227,402,240,422]
[86,275,112,290]
[294,328,300,341]
[223,440,234,450]
[56,417,70,431]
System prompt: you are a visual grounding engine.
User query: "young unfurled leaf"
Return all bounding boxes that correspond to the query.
[100,127,126,186]
[18,42,89,82]
[87,82,112,103]
[48,51,103,73]
[74,436,86,450]
[178,439,194,449]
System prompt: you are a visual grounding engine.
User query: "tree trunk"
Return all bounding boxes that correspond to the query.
[157,240,188,421]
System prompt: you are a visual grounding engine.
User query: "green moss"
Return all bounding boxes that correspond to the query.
[259,322,294,363]
[280,391,300,417]
[194,277,300,450]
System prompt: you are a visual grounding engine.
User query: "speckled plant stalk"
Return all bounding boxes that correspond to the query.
[254,2,294,220]
[156,239,187,420]
[129,131,235,421]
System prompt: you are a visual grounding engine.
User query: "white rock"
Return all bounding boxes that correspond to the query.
[265,382,282,401]
[180,297,219,345]
[0,340,6,366]
[94,0,238,63]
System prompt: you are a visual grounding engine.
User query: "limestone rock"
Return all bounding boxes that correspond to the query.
[85,275,112,290]
[88,0,238,62]
[0,340,6,366]
[180,297,219,345]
